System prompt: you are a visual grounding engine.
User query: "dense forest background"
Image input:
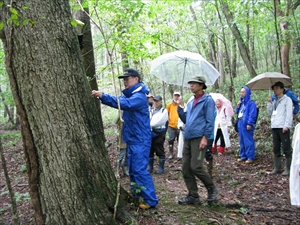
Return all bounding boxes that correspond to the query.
[1,0,300,113]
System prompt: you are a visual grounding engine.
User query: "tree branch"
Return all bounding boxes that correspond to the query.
[291,0,300,10]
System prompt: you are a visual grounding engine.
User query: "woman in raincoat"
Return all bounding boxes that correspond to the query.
[212,98,232,154]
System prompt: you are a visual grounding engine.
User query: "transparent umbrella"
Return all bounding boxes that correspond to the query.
[150,50,220,91]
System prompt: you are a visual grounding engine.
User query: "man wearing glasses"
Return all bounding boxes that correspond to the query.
[92,68,158,209]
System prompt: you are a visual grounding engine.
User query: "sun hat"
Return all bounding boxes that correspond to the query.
[187,76,207,89]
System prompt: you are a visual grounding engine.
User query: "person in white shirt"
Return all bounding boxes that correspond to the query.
[147,96,168,174]
[267,81,293,176]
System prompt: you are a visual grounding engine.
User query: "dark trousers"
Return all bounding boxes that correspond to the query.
[214,128,225,147]
[182,138,214,197]
[272,128,291,158]
[150,132,166,158]
[167,126,179,144]
[205,139,213,161]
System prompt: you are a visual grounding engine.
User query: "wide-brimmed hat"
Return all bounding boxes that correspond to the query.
[188,76,207,89]
[118,68,140,79]
[271,81,284,90]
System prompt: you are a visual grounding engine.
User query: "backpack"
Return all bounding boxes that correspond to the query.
[272,88,299,114]
[250,100,259,124]
[254,105,259,124]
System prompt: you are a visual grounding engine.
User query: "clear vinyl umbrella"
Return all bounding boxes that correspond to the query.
[150,50,220,90]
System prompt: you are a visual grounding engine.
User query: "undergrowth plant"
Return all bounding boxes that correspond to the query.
[130,182,146,204]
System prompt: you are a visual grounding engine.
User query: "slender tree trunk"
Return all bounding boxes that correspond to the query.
[0,137,19,225]
[279,20,291,76]
[219,0,257,78]
[0,87,15,126]
[0,1,131,224]
[217,39,225,84]
[232,38,237,78]
[274,0,299,77]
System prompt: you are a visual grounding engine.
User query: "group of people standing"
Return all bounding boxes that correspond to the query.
[91,68,300,209]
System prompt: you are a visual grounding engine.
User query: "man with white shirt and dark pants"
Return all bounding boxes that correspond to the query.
[267,81,293,176]
[147,96,168,174]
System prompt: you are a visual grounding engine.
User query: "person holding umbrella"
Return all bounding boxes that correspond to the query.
[91,68,158,209]
[177,76,218,205]
[267,81,293,175]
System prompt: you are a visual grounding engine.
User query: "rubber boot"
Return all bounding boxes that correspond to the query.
[147,158,154,173]
[156,158,165,174]
[168,144,174,159]
[218,147,225,155]
[282,158,292,176]
[207,185,218,204]
[269,157,281,174]
[122,166,129,176]
[212,144,217,153]
[207,160,213,179]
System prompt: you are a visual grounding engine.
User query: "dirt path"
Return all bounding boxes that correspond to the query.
[1,130,300,225]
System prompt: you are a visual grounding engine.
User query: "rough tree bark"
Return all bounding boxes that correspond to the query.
[0,1,131,224]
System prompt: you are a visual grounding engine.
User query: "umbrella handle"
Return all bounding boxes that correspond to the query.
[180,58,188,99]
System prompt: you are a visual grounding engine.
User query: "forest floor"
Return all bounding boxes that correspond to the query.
[1,123,300,225]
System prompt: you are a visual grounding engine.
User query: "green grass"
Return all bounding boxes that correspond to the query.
[1,131,21,140]
[1,131,21,147]
[15,192,31,202]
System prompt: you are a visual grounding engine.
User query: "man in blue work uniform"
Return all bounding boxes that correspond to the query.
[236,86,258,164]
[92,68,158,209]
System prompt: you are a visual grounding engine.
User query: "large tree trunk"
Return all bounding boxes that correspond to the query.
[0,1,130,224]
[219,0,257,78]
[74,5,105,133]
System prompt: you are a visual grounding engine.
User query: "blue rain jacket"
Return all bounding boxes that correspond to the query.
[178,93,215,140]
[236,86,257,128]
[100,82,151,146]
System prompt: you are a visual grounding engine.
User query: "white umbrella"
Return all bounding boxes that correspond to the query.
[246,72,292,90]
[150,50,220,88]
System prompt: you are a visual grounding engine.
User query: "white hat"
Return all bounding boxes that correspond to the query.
[173,92,181,96]
[146,93,154,98]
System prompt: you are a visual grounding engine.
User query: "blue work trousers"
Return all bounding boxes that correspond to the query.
[238,120,255,160]
[127,144,158,207]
